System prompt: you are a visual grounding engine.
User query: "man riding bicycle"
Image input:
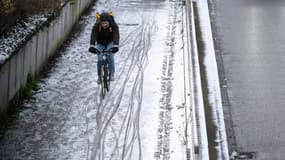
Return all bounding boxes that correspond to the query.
[89,12,120,83]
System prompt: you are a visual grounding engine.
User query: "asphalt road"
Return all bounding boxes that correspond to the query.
[208,0,285,159]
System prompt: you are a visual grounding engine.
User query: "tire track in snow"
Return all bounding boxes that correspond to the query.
[89,18,157,160]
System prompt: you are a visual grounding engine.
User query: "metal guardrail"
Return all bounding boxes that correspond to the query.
[188,0,210,159]
[185,0,210,159]
[187,0,230,159]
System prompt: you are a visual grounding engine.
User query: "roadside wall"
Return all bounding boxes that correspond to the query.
[0,0,93,111]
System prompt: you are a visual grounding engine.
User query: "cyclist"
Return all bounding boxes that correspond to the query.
[89,12,120,83]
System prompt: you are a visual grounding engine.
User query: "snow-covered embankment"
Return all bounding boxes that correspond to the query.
[0,0,93,111]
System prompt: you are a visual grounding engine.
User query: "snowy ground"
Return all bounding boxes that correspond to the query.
[0,0,190,159]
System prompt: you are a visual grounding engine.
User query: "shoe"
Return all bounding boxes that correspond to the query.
[97,76,102,84]
[110,74,115,81]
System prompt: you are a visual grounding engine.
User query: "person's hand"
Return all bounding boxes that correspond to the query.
[89,45,99,54]
[110,46,119,53]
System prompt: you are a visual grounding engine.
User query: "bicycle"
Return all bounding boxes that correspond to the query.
[89,46,116,98]
[90,48,115,99]
[100,50,113,98]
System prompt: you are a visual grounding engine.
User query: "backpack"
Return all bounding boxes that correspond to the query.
[96,12,115,32]
[96,12,115,22]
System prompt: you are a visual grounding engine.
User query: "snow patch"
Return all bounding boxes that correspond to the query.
[0,14,48,64]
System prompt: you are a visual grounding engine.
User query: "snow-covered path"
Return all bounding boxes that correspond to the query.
[0,0,190,159]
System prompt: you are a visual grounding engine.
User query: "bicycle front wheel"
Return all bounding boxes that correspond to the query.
[100,65,107,98]
[104,65,110,92]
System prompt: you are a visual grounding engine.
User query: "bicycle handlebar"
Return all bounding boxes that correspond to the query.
[89,46,117,54]
[95,49,115,55]
[101,50,114,54]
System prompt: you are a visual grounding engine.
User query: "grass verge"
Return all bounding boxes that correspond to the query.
[0,74,39,133]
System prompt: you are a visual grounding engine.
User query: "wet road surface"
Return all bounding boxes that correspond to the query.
[0,0,189,159]
[209,0,285,159]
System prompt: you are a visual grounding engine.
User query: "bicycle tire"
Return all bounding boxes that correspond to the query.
[99,53,111,99]
[100,65,106,98]
[104,64,110,92]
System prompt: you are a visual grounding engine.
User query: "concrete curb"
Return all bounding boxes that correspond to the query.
[196,0,229,159]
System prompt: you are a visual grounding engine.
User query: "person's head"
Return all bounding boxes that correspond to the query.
[101,20,110,29]
[100,12,112,29]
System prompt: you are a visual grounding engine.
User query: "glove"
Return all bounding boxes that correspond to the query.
[110,46,119,53]
[89,45,99,54]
